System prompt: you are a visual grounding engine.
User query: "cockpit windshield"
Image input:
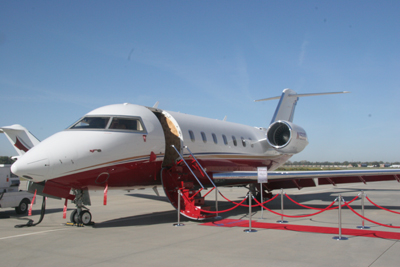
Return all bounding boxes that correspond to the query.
[109,117,144,131]
[70,117,110,129]
[69,116,145,132]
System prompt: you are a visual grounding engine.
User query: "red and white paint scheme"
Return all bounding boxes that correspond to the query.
[4,89,400,225]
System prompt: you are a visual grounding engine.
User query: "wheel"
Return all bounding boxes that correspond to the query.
[15,198,30,214]
[70,209,78,223]
[79,210,92,225]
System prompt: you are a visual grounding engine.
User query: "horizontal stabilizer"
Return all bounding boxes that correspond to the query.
[255,89,350,123]
[255,91,350,102]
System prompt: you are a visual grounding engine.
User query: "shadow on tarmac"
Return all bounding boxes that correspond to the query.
[1,188,392,228]
[92,188,400,228]
[125,193,170,203]
[92,210,189,228]
[0,208,65,219]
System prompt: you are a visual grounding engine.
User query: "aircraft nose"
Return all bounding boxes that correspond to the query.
[11,150,50,181]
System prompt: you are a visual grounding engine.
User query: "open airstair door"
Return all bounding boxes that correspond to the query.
[150,109,213,220]
[154,110,183,167]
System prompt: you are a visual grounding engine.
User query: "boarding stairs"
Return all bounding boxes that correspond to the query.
[161,146,218,220]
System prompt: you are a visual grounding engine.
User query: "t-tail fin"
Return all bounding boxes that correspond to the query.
[0,124,40,156]
[255,88,350,124]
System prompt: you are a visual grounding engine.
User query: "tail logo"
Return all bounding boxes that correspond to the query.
[14,136,31,152]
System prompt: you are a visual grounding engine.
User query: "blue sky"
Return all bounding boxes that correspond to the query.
[1,1,399,162]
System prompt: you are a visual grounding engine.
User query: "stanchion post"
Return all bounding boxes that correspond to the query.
[333,194,348,240]
[357,191,370,229]
[214,188,222,220]
[259,183,264,219]
[244,191,257,233]
[257,166,267,220]
[173,189,184,227]
[277,188,288,223]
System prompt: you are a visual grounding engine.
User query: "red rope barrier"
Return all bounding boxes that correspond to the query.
[366,196,400,215]
[182,188,400,227]
[202,187,214,198]
[181,193,249,214]
[345,202,400,229]
[284,194,325,210]
[284,194,359,211]
[341,195,360,207]
[219,191,279,207]
[253,197,336,218]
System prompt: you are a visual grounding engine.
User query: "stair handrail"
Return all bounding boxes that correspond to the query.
[171,145,205,189]
[184,146,218,190]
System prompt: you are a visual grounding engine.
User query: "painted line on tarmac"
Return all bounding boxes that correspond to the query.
[0,228,68,241]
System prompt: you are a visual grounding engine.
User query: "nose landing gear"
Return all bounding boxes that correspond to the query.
[69,209,93,225]
[68,189,93,226]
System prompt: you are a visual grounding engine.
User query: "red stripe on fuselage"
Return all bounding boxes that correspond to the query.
[50,160,163,190]
[45,155,289,190]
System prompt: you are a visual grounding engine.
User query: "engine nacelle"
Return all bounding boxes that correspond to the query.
[266,120,308,154]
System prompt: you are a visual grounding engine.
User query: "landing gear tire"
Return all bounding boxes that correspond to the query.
[15,198,30,214]
[70,209,92,225]
[70,209,78,223]
[80,210,92,225]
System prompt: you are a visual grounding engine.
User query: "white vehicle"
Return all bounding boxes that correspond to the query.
[0,164,35,214]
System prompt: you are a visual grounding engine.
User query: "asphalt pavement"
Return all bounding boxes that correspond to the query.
[1,180,400,267]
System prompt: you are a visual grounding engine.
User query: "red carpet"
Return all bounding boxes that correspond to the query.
[201,219,400,239]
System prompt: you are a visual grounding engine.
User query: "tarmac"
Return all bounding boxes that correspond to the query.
[1,180,400,267]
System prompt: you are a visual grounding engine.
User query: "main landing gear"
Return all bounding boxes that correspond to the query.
[69,189,93,226]
[246,184,273,206]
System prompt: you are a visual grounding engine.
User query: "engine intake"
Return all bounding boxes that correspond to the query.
[266,120,308,154]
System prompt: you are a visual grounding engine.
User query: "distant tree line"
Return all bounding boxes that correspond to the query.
[285,160,400,167]
[0,156,15,164]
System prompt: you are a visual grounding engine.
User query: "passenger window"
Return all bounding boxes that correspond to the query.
[212,133,218,144]
[201,132,207,143]
[232,136,237,146]
[70,117,110,129]
[241,137,246,147]
[189,130,195,142]
[222,135,228,145]
[109,117,144,131]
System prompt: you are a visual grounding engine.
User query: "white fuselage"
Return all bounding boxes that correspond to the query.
[11,103,298,190]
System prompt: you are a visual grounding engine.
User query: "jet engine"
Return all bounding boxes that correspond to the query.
[266,120,308,154]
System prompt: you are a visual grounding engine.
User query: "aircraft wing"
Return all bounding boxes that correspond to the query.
[213,169,400,190]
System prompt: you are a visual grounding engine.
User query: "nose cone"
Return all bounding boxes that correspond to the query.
[11,148,50,181]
